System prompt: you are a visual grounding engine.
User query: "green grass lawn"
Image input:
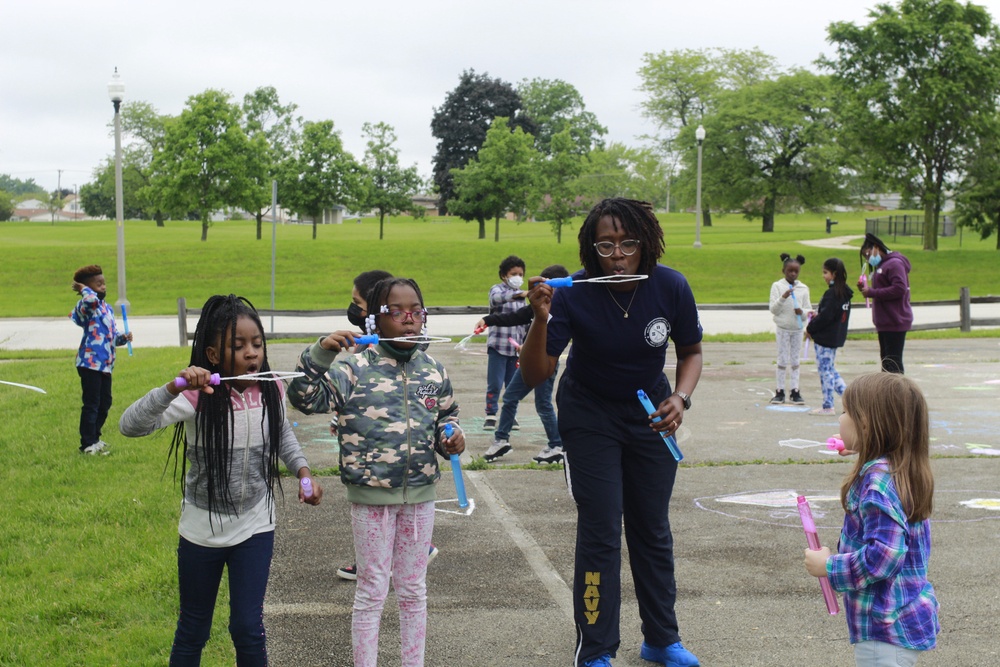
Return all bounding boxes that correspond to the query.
[2,210,997,318]
[0,347,250,666]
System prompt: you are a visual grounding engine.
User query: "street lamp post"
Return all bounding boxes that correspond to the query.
[108,68,128,308]
[694,124,705,249]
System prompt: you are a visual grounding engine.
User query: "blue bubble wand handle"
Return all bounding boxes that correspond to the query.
[789,281,803,330]
[444,424,468,508]
[637,389,683,462]
[120,304,134,356]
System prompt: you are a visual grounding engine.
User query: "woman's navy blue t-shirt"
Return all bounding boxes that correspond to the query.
[545,264,702,401]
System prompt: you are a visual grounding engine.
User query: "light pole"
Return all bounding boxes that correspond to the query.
[694,124,705,249]
[108,68,128,308]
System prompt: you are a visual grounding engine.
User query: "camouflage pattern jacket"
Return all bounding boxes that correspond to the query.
[288,339,460,506]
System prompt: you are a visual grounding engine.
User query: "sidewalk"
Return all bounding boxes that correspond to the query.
[3,300,998,350]
[262,338,1000,667]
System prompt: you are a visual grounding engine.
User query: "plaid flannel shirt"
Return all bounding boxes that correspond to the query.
[827,458,939,650]
[486,282,527,357]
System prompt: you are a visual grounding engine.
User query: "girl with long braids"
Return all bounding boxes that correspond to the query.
[519,199,703,667]
[120,294,322,666]
[288,277,464,667]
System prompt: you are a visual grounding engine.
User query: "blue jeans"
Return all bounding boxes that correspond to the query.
[171,531,274,667]
[77,367,113,449]
[495,363,561,447]
[485,347,518,415]
[853,640,921,666]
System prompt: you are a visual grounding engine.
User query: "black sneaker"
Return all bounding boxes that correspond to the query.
[511,418,520,431]
[483,415,497,430]
[336,563,358,581]
[770,390,785,405]
[789,389,805,405]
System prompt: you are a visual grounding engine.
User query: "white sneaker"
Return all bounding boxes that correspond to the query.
[428,545,439,564]
[533,445,564,464]
[483,438,511,462]
[81,441,109,456]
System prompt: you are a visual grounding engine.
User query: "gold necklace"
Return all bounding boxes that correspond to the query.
[606,285,638,318]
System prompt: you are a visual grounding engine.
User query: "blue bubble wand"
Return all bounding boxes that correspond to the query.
[437,423,475,515]
[637,389,683,462]
[120,304,133,356]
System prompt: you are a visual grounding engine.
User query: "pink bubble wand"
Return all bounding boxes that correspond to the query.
[797,495,839,615]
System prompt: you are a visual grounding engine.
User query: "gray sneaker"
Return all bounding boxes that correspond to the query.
[483,438,511,462]
[533,445,564,464]
[483,415,497,431]
[81,441,110,456]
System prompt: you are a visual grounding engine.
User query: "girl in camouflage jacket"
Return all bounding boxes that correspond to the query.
[287,277,464,667]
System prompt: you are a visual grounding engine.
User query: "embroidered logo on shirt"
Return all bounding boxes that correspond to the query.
[644,318,670,347]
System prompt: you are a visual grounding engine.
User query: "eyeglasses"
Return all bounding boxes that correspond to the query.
[593,239,640,257]
[384,309,427,323]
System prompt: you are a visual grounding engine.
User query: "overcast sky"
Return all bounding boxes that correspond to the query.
[4,0,1000,194]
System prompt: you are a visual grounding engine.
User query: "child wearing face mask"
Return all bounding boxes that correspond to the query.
[806,258,853,415]
[483,255,528,430]
[70,264,133,455]
[768,253,811,405]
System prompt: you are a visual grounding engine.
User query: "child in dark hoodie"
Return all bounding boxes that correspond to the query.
[858,233,912,373]
[806,258,853,414]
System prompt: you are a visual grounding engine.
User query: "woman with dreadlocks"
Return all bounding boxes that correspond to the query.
[519,199,704,667]
[287,277,464,667]
[120,294,322,666]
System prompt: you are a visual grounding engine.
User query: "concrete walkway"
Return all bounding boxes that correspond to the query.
[3,299,999,351]
[259,338,1000,667]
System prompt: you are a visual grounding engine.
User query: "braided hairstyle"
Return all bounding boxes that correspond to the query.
[168,295,284,526]
[577,198,664,278]
[363,277,426,335]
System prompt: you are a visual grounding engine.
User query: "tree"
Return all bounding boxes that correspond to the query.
[450,117,538,241]
[0,175,45,197]
[953,128,1000,249]
[278,120,363,240]
[822,0,1000,250]
[243,86,301,240]
[532,128,584,243]
[685,71,846,232]
[638,47,778,224]
[517,77,606,156]
[357,122,423,241]
[430,69,536,214]
[79,151,150,220]
[150,89,266,241]
[0,190,14,221]
[117,101,170,226]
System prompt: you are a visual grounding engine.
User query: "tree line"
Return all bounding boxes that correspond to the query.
[66,0,1000,248]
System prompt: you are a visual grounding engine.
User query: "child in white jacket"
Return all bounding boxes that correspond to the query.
[768,253,811,405]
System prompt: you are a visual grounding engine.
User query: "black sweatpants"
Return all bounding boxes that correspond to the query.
[557,374,681,665]
[878,330,907,374]
[78,367,113,450]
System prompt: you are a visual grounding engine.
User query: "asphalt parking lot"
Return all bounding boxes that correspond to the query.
[265,337,1000,666]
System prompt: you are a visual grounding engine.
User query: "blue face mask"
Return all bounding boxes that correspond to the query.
[868,254,882,268]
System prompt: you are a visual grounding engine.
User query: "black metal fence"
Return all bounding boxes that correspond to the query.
[865,215,956,239]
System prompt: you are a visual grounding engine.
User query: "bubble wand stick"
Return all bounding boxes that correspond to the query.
[797,495,840,615]
[0,380,47,394]
[120,304,133,356]
[354,334,452,346]
[173,370,305,388]
[636,389,683,462]
[444,424,468,508]
[542,274,648,288]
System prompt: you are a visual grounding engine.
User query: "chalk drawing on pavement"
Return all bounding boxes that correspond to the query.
[960,498,1000,511]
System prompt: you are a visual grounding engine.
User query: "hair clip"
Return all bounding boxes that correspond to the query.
[365,313,377,334]
[379,305,390,314]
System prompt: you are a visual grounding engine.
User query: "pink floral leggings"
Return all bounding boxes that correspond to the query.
[351,501,435,667]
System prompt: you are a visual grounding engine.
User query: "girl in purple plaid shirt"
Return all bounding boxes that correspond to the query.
[805,373,939,666]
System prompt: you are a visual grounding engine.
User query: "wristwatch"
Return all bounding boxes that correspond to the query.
[672,390,692,410]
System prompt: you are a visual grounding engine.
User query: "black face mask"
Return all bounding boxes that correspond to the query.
[95,291,107,301]
[347,303,366,328]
